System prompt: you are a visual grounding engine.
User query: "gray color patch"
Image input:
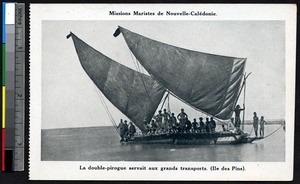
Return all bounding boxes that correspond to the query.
[6,72,15,90]
[6,24,15,33]
[6,33,15,52]
[6,28,15,52]
[6,90,15,109]
[5,127,15,149]
[5,52,15,71]
[5,108,15,148]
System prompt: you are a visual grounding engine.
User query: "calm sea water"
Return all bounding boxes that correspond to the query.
[41,124,285,162]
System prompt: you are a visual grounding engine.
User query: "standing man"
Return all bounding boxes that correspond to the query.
[210,117,216,133]
[170,113,177,133]
[260,116,267,137]
[192,118,198,133]
[199,117,204,133]
[123,120,129,141]
[177,109,188,133]
[205,118,211,133]
[233,105,245,128]
[128,122,136,139]
[155,110,163,133]
[117,119,125,142]
[253,112,259,137]
[162,109,170,132]
[177,109,188,125]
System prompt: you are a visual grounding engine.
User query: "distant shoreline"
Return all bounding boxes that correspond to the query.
[42,120,285,130]
[243,120,285,125]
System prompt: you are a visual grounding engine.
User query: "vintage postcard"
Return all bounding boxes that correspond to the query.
[29,4,296,180]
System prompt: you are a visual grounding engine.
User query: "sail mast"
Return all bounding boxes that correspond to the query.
[241,72,251,132]
[159,91,169,111]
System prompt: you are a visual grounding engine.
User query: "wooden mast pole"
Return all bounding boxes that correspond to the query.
[160,91,169,111]
[242,74,246,132]
[167,91,170,113]
[242,72,251,132]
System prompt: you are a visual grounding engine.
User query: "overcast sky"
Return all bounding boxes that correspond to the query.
[41,20,285,129]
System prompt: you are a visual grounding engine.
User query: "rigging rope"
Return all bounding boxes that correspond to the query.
[128,50,153,103]
[258,124,284,140]
[92,84,120,135]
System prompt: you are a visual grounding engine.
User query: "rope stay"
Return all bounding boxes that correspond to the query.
[256,124,284,140]
[92,84,120,135]
[248,123,283,141]
[128,49,153,103]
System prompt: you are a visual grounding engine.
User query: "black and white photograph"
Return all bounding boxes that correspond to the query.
[29,4,295,181]
[41,20,286,162]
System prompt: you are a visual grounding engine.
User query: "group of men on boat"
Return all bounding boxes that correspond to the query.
[143,108,217,135]
[117,104,267,142]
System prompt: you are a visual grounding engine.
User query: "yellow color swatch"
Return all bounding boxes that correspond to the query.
[2,86,6,128]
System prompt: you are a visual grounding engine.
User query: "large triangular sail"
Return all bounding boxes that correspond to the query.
[116,26,246,120]
[68,32,166,131]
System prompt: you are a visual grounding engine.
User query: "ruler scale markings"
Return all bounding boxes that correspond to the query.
[13,3,25,171]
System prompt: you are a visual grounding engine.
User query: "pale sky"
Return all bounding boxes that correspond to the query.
[42,21,285,129]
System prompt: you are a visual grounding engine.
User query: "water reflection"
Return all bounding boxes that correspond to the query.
[42,125,285,162]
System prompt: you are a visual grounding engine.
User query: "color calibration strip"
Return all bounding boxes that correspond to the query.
[2,2,16,172]
[1,2,25,172]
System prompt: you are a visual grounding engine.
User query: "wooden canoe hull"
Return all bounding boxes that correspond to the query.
[126,132,263,145]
